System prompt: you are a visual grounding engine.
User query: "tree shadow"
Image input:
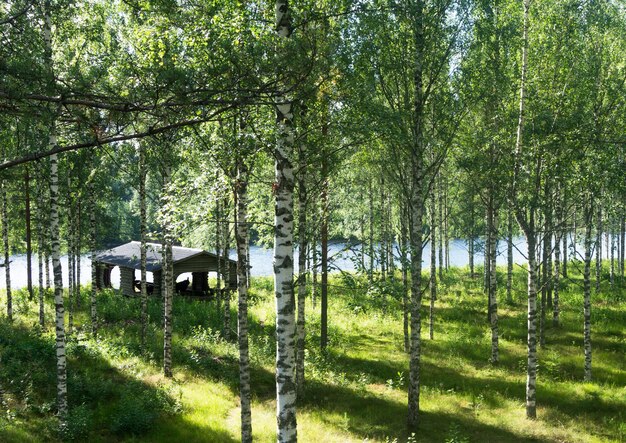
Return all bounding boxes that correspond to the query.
[0,318,187,442]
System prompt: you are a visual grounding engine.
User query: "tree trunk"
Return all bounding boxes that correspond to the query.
[437,175,443,280]
[506,210,513,304]
[25,166,33,299]
[488,200,498,363]
[216,192,222,305]
[368,178,374,283]
[296,121,307,398]
[429,189,436,340]
[75,199,81,310]
[380,175,386,279]
[274,2,298,439]
[443,177,450,271]
[235,155,252,443]
[162,165,173,378]
[595,205,602,293]
[67,171,74,335]
[223,200,231,341]
[610,226,615,287]
[89,174,97,336]
[400,208,409,353]
[407,0,425,429]
[2,180,12,321]
[512,0,537,420]
[320,154,329,352]
[37,167,45,327]
[619,215,626,278]
[583,200,593,381]
[525,228,538,419]
[553,203,561,327]
[139,143,148,348]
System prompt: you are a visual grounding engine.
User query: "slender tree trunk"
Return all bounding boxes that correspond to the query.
[67,171,74,335]
[525,228,538,419]
[438,176,444,280]
[368,178,374,282]
[216,194,222,303]
[89,175,97,336]
[619,215,626,278]
[407,0,425,429]
[38,168,45,327]
[443,176,450,271]
[583,201,593,381]
[223,200,231,341]
[320,154,329,352]
[75,199,81,310]
[139,144,148,348]
[43,0,68,408]
[553,203,561,327]
[507,210,513,304]
[296,122,307,398]
[380,174,386,280]
[512,0,537,420]
[235,155,252,443]
[572,205,578,260]
[162,165,173,378]
[469,235,474,278]
[2,181,12,321]
[312,228,317,309]
[595,205,602,293]
[274,3,298,438]
[610,226,615,287]
[400,208,409,353]
[429,189,436,340]
[25,166,33,299]
[50,150,68,424]
[489,200,499,363]
[562,193,568,278]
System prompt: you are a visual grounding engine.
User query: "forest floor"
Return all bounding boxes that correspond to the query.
[0,264,624,442]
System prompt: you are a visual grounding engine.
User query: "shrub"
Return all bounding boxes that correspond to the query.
[61,404,93,441]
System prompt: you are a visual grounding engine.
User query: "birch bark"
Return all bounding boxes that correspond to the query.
[274,2,297,440]
[235,155,252,443]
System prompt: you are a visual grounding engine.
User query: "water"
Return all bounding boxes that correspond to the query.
[1,238,530,290]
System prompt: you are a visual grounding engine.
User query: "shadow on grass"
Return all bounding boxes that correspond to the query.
[0,318,183,443]
[302,378,544,442]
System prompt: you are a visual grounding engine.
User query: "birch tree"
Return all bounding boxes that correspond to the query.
[274,1,297,439]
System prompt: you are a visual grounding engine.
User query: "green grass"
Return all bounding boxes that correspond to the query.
[0,263,624,442]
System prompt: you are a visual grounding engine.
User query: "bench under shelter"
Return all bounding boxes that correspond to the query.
[94,241,236,297]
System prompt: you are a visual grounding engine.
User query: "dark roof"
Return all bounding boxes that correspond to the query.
[94,241,233,272]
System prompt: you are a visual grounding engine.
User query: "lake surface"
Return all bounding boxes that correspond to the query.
[1,238,532,290]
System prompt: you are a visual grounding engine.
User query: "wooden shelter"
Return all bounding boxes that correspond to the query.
[94,241,236,297]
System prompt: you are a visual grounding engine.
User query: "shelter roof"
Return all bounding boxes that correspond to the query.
[94,241,233,272]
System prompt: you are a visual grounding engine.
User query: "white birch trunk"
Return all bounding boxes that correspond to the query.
[274,2,297,440]
[235,156,252,443]
[162,166,173,378]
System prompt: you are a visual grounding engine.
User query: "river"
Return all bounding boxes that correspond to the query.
[0,238,530,290]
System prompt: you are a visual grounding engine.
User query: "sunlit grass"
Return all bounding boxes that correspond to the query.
[0,261,624,442]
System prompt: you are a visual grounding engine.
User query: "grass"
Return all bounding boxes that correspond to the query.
[0,262,624,442]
